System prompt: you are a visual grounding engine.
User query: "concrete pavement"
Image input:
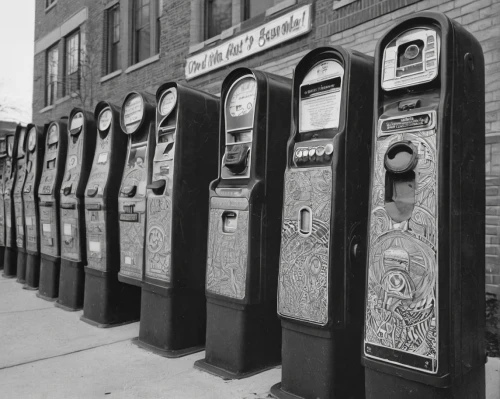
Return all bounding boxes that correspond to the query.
[0,274,498,398]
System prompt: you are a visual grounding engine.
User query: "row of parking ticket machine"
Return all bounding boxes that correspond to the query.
[0,13,487,399]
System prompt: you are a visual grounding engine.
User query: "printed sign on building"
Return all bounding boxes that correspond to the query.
[185,5,311,80]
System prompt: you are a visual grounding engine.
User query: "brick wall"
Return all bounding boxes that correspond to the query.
[31,0,500,291]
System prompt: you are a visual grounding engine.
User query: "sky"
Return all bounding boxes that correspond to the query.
[0,1,35,124]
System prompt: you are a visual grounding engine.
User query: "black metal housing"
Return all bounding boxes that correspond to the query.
[56,108,97,311]
[362,12,485,398]
[23,123,46,290]
[81,100,141,327]
[136,82,220,357]
[194,68,292,379]
[37,119,68,301]
[270,46,374,399]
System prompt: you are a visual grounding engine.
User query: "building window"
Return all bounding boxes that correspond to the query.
[46,44,59,106]
[156,0,163,54]
[205,0,232,40]
[107,4,121,73]
[46,0,56,9]
[64,30,80,95]
[244,0,281,19]
[133,0,152,63]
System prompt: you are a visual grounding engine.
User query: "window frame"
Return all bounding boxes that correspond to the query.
[45,0,57,11]
[64,29,81,96]
[107,4,121,74]
[45,43,59,107]
[130,0,160,66]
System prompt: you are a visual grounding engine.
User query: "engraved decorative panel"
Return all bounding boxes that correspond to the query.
[145,196,172,282]
[119,215,145,280]
[86,209,107,271]
[206,207,249,299]
[277,168,331,325]
[24,200,38,252]
[364,129,438,374]
[0,196,5,246]
[40,205,58,257]
[61,207,81,261]
[14,200,24,248]
[4,196,13,248]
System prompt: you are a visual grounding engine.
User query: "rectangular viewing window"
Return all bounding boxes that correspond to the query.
[47,159,56,169]
[42,223,51,233]
[64,223,72,236]
[222,211,238,233]
[89,241,101,252]
[97,152,108,164]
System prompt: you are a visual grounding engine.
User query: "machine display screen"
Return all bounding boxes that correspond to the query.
[7,136,14,157]
[159,88,177,116]
[18,129,26,154]
[382,28,439,90]
[299,60,344,132]
[225,76,257,132]
[123,94,144,133]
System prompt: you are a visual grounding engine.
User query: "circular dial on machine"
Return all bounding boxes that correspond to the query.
[159,88,177,116]
[123,94,144,133]
[28,127,37,151]
[98,108,112,131]
[228,77,257,117]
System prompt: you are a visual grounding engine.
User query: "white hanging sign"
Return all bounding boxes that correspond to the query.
[185,5,311,80]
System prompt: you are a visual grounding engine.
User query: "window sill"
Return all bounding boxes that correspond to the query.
[100,69,122,83]
[188,0,297,55]
[39,104,54,114]
[45,1,57,13]
[125,54,160,74]
[55,95,72,105]
[333,0,358,10]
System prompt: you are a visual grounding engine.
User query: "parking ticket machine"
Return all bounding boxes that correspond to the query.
[117,92,156,287]
[270,47,374,399]
[136,82,219,356]
[194,69,291,378]
[23,124,45,290]
[362,12,485,398]
[0,132,8,269]
[13,126,28,283]
[56,109,96,311]
[3,128,19,277]
[81,101,141,327]
[37,120,68,301]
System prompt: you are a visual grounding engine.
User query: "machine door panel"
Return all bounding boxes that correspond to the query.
[25,200,38,252]
[0,196,5,246]
[364,123,438,374]
[61,208,81,261]
[86,208,107,271]
[278,167,332,325]
[206,197,250,300]
[119,211,145,280]
[40,204,59,256]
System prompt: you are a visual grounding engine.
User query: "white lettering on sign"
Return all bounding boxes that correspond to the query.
[124,95,143,127]
[185,5,311,80]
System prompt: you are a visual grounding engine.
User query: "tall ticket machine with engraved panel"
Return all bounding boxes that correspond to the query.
[13,126,28,283]
[82,101,141,327]
[56,109,96,311]
[37,121,68,300]
[0,133,7,270]
[362,12,485,399]
[194,69,291,378]
[23,124,45,289]
[137,83,219,356]
[117,92,156,287]
[270,46,374,399]
[2,130,19,277]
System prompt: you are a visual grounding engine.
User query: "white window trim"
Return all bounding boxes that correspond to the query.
[100,69,123,83]
[125,53,160,74]
[333,0,358,10]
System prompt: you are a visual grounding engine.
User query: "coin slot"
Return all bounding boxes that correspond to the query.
[298,207,312,236]
[222,211,238,233]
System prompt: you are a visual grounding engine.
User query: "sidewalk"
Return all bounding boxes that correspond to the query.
[0,274,498,399]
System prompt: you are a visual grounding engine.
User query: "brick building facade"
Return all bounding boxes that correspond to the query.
[32,0,500,293]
